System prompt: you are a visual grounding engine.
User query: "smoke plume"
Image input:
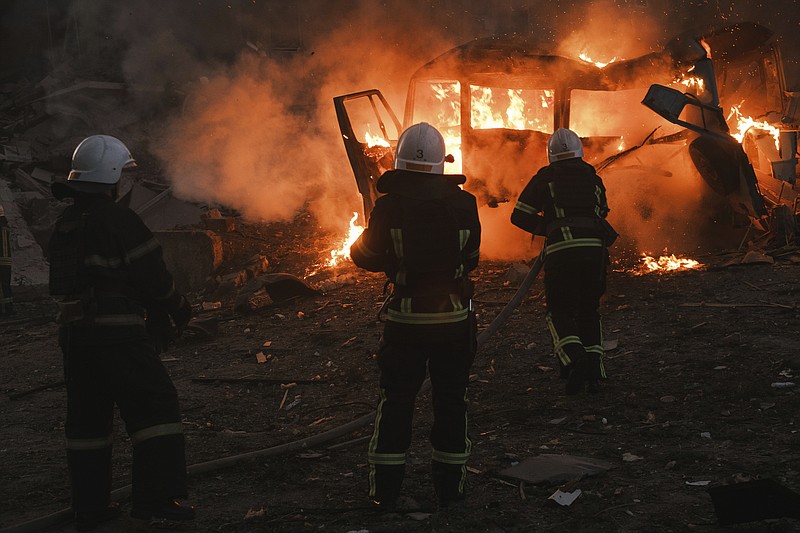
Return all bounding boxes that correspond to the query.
[47,0,800,260]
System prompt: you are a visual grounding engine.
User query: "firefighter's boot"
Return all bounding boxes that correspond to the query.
[565,355,590,395]
[68,447,116,531]
[432,461,466,509]
[130,500,195,521]
[369,464,405,510]
[131,434,193,521]
[74,503,121,532]
[558,358,570,379]
[586,354,602,394]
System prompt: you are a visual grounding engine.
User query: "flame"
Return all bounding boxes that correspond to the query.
[728,104,780,149]
[365,130,390,148]
[469,86,554,132]
[578,52,619,68]
[700,38,712,59]
[421,82,555,174]
[471,86,506,129]
[679,75,705,93]
[326,212,364,267]
[507,89,527,129]
[639,254,702,274]
[431,82,463,173]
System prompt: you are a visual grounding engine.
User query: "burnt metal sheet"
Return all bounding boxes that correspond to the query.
[498,454,616,485]
[701,22,774,63]
[409,36,604,90]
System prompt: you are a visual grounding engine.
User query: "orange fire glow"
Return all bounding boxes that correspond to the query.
[728,104,780,149]
[431,82,463,173]
[426,82,556,174]
[700,39,712,58]
[578,52,619,68]
[365,130,390,148]
[326,211,364,267]
[639,254,702,274]
[470,86,554,132]
[679,75,705,93]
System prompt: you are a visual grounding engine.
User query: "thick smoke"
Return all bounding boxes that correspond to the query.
[155,60,323,222]
[550,1,714,257]
[479,0,800,259]
[50,0,800,260]
[555,0,666,60]
[130,1,463,231]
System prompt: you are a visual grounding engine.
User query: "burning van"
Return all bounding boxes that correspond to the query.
[334,22,798,249]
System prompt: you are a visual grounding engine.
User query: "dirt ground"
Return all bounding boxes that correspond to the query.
[2,217,800,533]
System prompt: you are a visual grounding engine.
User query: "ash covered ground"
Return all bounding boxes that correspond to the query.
[2,217,800,533]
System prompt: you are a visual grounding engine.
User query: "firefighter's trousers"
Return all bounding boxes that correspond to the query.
[368,321,475,504]
[61,333,187,514]
[544,248,607,378]
[0,263,12,314]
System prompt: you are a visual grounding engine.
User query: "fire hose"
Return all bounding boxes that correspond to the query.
[1,254,544,533]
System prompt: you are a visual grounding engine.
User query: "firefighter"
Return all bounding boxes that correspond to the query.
[48,135,195,531]
[350,122,481,510]
[0,204,13,316]
[511,128,617,395]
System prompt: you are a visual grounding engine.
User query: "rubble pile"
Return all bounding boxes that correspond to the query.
[0,75,357,313]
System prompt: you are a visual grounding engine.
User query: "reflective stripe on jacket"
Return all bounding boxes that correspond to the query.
[511,158,609,256]
[351,170,481,326]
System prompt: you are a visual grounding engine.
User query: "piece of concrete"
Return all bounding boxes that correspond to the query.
[155,230,223,293]
[504,262,531,285]
[260,273,322,302]
[203,217,236,233]
[498,454,616,485]
[127,183,203,231]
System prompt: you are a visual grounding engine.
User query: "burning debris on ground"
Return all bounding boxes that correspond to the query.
[1,1,800,532]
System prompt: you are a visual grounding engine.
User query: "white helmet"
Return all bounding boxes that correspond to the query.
[547,128,584,163]
[394,122,446,174]
[68,135,136,186]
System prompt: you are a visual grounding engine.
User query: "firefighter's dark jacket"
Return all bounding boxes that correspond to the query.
[350,169,480,336]
[511,158,614,256]
[48,194,184,344]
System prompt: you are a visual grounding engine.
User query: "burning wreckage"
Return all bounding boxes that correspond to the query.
[335,22,799,257]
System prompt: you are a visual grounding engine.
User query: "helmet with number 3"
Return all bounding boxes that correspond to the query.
[547,128,584,163]
[394,122,446,174]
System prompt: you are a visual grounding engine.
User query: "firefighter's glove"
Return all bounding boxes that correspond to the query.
[170,295,192,331]
[146,308,177,351]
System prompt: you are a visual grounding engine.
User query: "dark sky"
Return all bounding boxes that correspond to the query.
[2,1,797,87]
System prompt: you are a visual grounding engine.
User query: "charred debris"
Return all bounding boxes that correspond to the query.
[336,23,800,259]
[1,22,799,317]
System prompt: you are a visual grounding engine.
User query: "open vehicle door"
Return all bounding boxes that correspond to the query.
[333,89,401,223]
[642,83,767,218]
[640,23,776,219]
